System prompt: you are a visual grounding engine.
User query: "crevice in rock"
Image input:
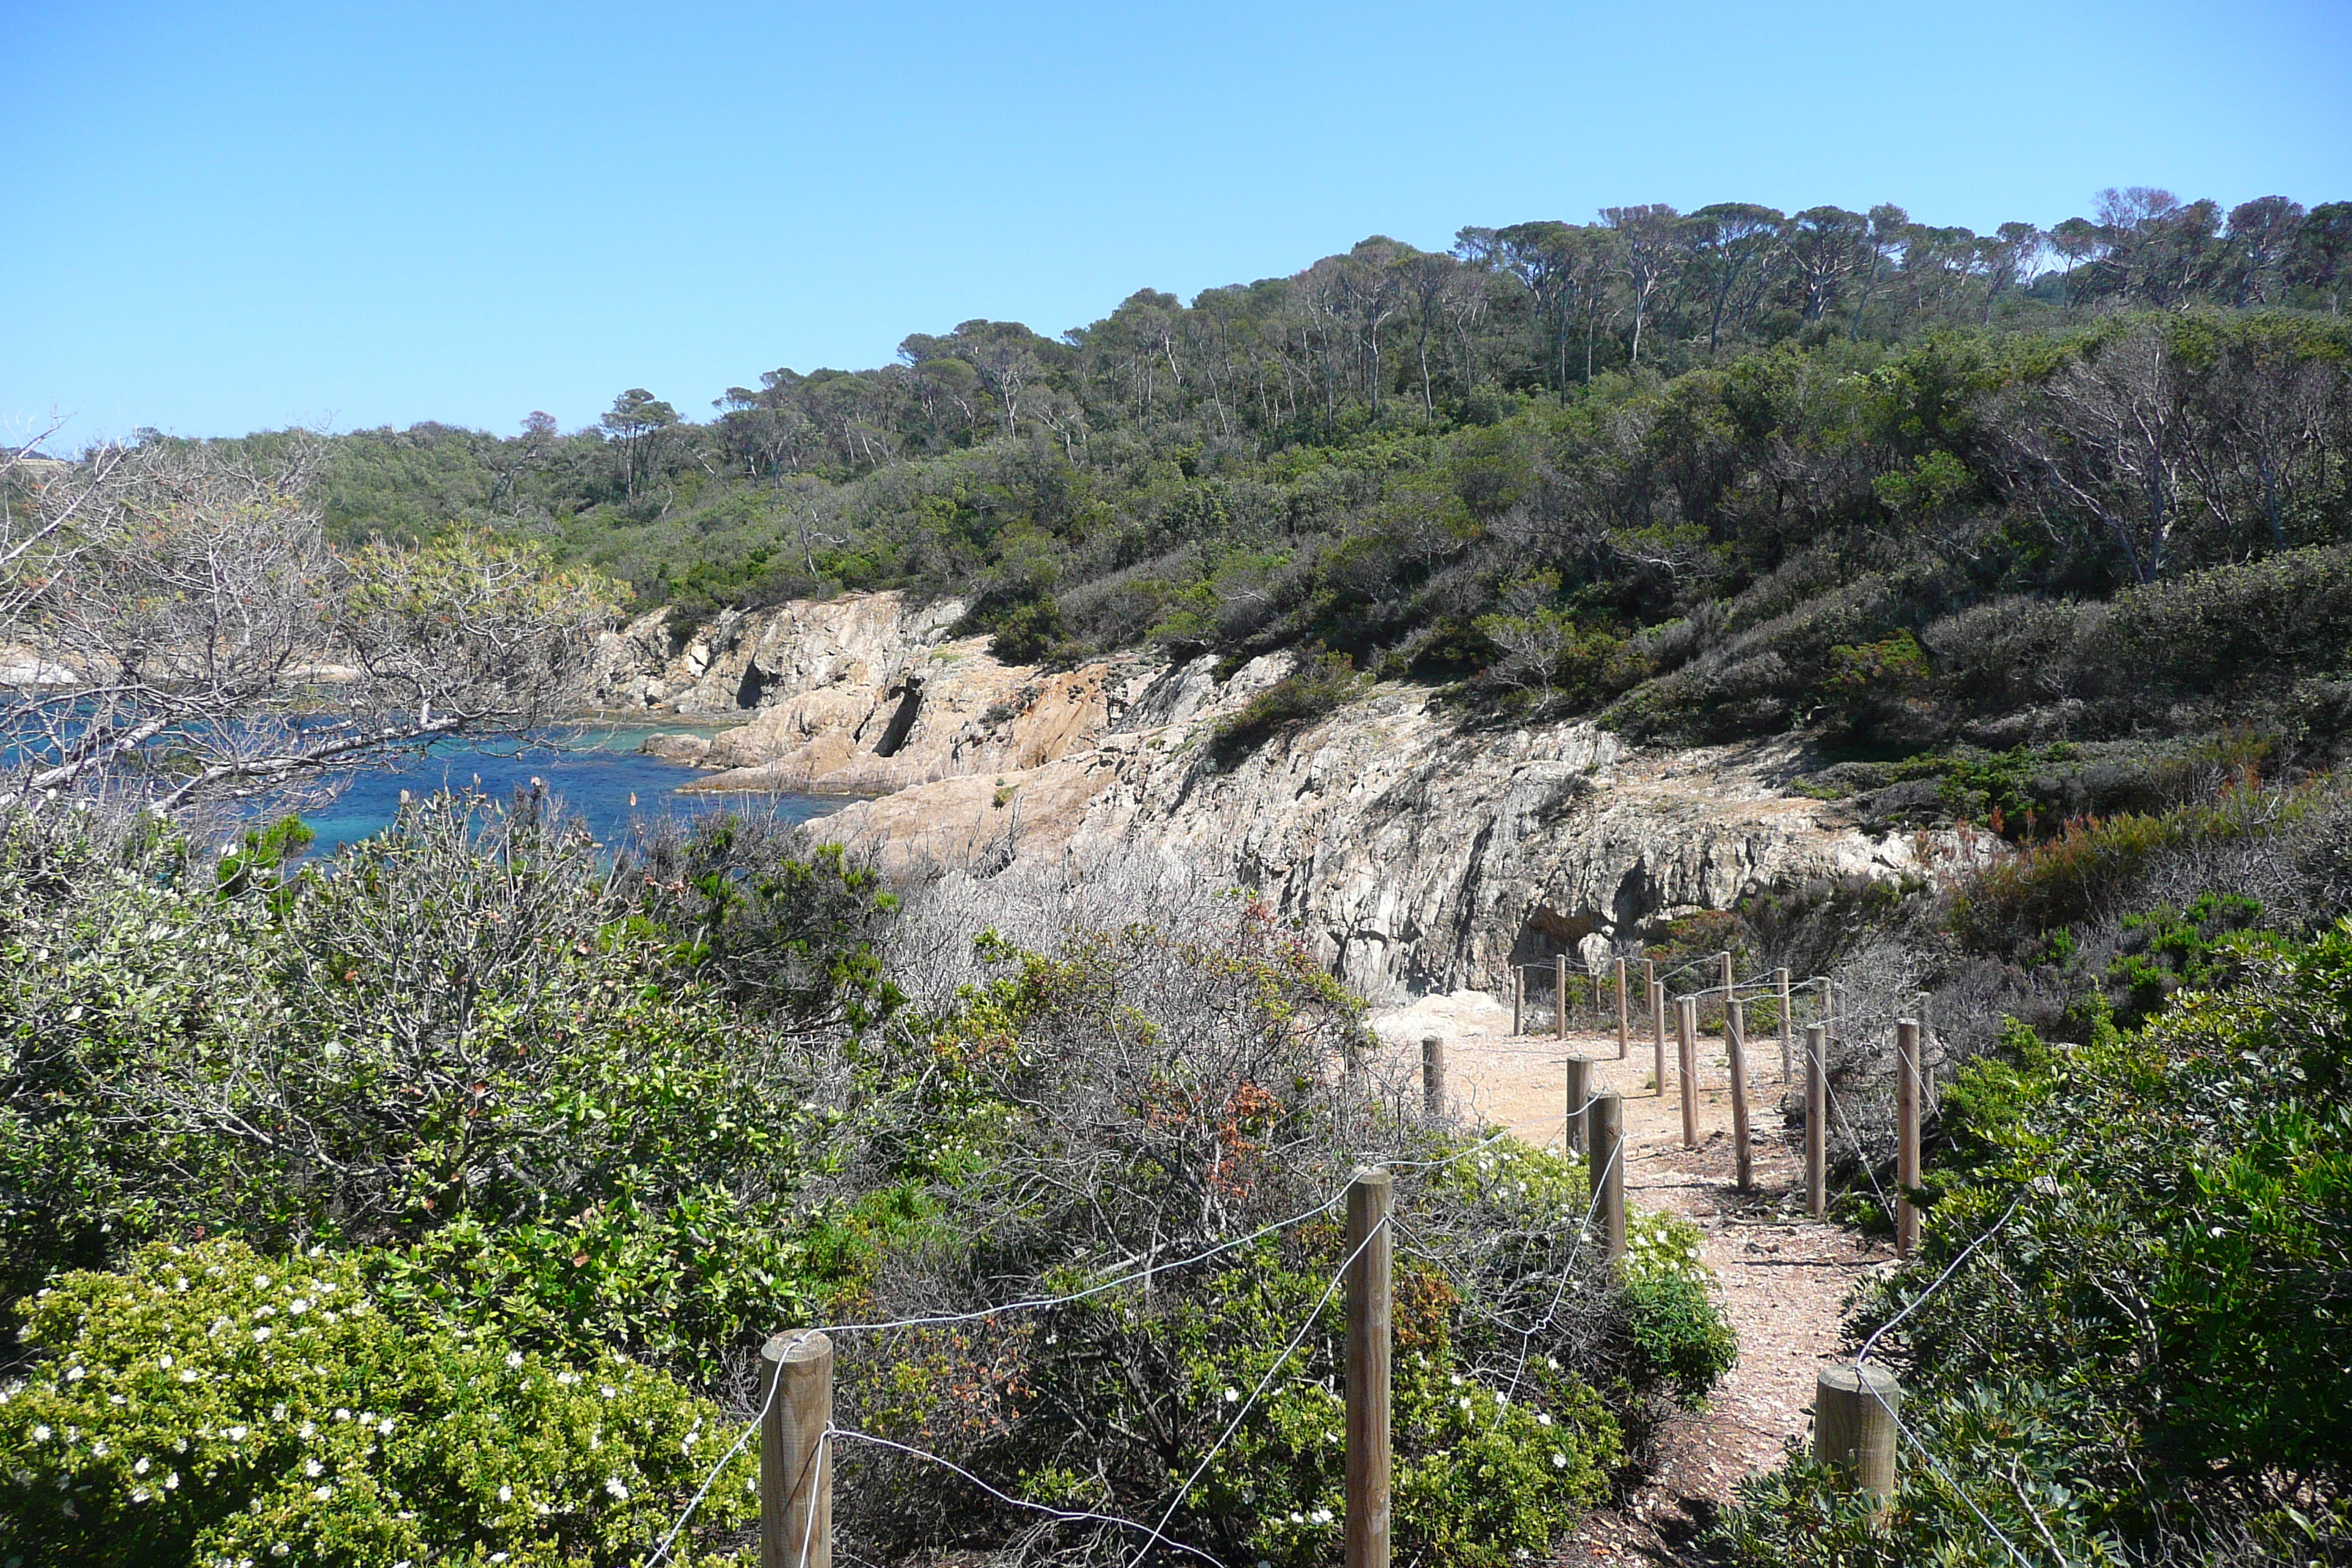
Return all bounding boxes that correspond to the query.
[873,685,923,758]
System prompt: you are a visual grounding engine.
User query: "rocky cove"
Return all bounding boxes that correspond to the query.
[585,592,1941,1000]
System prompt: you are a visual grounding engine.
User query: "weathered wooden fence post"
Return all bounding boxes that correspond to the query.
[1727,997,1754,1192]
[1813,1364,1901,1503]
[1554,953,1569,1041]
[1776,967,1793,1083]
[1896,1019,1921,1258]
[1614,957,1629,1059]
[1564,1056,1592,1155]
[1588,1090,1625,1265]
[1805,1022,1828,1219]
[1650,978,1667,1098]
[1676,995,1698,1148]
[1346,1167,1393,1568]
[1420,1034,1444,1120]
[1512,966,1524,1037]
[760,1330,833,1568]
[1718,951,1734,1019]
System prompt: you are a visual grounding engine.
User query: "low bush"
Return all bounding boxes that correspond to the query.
[1205,650,1365,770]
[1719,924,2352,1566]
[0,1240,749,1567]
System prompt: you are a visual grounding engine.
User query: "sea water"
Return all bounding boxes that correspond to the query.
[293,723,843,859]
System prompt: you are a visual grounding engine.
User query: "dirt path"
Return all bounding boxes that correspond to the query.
[1368,993,1890,1564]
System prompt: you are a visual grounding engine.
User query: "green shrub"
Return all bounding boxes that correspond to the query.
[1206,652,1365,771]
[1720,923,2352,1565]
[0,1240,751,1567]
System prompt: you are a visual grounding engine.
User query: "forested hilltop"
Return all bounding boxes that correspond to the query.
[225,188,2348,777]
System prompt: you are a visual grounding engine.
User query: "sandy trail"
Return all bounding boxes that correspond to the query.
[1367,992,1891,1564]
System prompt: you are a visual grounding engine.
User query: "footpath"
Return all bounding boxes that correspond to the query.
[1368,992,1889,1564]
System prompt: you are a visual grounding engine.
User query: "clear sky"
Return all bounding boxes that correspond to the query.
[5,0,2348,445]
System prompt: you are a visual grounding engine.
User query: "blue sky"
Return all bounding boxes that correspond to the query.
[5,0,2348,444]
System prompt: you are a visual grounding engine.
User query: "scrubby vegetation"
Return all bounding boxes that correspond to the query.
[0,797,1731,1564]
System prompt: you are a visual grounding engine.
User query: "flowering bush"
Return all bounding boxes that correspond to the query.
[0,1240,752,1567]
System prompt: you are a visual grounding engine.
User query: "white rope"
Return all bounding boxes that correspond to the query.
[638,1341,788,1568]
[831,1427,1226,1568]
[1134,1215,1387,1564]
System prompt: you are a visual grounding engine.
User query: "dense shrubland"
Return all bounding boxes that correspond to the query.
[90,191,2344,825]
[0,800,1732,1564]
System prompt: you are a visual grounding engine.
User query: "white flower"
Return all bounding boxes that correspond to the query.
[179,1370,200,1383]
[1551,1452,1568,1469]
[1288,1512,1305,1524]
[253,1305,275,1319]
[65,1367,85,1382]
[271,1403,287,1422]
[1223,1388,1239,1403]
[334,1409,350,1422]
[600,1385,617,1400]
[298,1422,315,1439]
[271,1545,289,1558]
[491,1557,509,1565]
[91,1441,108,1458]
[165,1471,179,1489]
[505,1352,524,1369]
[1536,1412,1553,1428]
[30,1426,49,1443]
[225,1426,248,1442]
[135,1458,151,1475]
[377,1418,393,1436]
[288,1299,309,1315]
[312,1485,333,1501]
[132,1486,152,1502]
[1458,1396,1472,1412]
[305,1460,323,1478]
[252,1327,271,1343]
[1448,1374,1463,1387]
[604,1477,629,1500]
[498,1485,513,1503]
[254,1276,271,1290]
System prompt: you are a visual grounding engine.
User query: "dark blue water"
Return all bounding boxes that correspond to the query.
[295,724,844,859]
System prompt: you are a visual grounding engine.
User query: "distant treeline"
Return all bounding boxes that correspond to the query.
[158,187,2352,767]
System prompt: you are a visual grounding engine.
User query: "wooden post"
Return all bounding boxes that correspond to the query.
[1676,995,1698,1149]
[1420,1035,1444,1120]
[1776,967,1793,1084]
[1727,998,1753,1192]
[760,1330,832,1568]
[1813,1364,1901,1502]
[1650,979,1667,1098]
[1512,967,1524,1037]
[1643,957,1657,1036]
[1805,1022,1827,1219]
[1719,951,1734,1024]
[1554,953,1568,1041]
[1614,957,1629,1060]
[1563,1056,1592,1155]
[1588,1090,1625,1265]
[1345,1168,1393,1568]
[1896,1019,1921,1258]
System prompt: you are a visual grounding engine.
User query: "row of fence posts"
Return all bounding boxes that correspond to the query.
[1518,951,1923,1259]
[1504,951,1920,1508]
[750,980,1923,1562]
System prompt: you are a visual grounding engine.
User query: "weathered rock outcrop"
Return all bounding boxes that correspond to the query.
[802,655,1931,1000]
[587,592,1934,1000]
[582,592,1137,794]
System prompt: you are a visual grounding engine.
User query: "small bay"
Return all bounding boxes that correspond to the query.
[295,721,843,859]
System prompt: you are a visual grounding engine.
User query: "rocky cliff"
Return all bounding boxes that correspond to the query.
[589,592,1937,1000]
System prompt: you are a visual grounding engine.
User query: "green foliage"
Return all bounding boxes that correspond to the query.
[1722,924,2352,1565]
[0,796,867,1376]
[1205,652,1366,771]
[0,1240,750,1567]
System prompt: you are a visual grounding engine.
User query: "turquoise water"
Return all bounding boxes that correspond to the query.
[295,724,844,859]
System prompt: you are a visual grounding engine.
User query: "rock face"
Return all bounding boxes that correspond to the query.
[583,592,1138,794]
[588,592,1933,1001]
